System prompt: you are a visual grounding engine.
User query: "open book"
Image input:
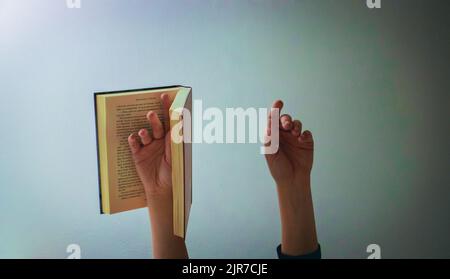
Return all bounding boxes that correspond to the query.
[94,85,192,238]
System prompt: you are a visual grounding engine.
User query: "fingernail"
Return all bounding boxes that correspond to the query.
[283,121,291,129]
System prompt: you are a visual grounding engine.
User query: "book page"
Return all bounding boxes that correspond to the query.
[183,90,192,234]
[169,87,192,237]
[105,89,177,213]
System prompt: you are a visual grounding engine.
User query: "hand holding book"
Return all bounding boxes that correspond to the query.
[95,86,192,257]
[127,93,173,202]
[128,93,189,259]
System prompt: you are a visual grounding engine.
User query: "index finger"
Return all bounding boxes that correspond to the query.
[268,99,283,130]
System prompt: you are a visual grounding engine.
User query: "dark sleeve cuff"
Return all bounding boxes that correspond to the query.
[277,244,321,259]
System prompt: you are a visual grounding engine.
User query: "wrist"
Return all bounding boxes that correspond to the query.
[145,187,188,259]
[146,191,174,239]
[276,174,311,195]
[276,175,318,256]
[144,183,172,204]
[276,181,313,220]
[145,186,173,227]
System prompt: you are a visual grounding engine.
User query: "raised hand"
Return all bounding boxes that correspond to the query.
[265,100,314,189]
[264,99,318,257]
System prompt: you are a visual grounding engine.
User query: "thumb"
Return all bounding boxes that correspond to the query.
[164,132,171,166]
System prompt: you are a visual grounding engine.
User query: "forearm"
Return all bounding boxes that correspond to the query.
[147,193,188,259]
[277,176,318,256]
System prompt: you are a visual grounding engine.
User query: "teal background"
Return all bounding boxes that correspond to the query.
[0,0,449,258]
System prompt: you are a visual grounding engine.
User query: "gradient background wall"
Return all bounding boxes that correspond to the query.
[0,0,449,258]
